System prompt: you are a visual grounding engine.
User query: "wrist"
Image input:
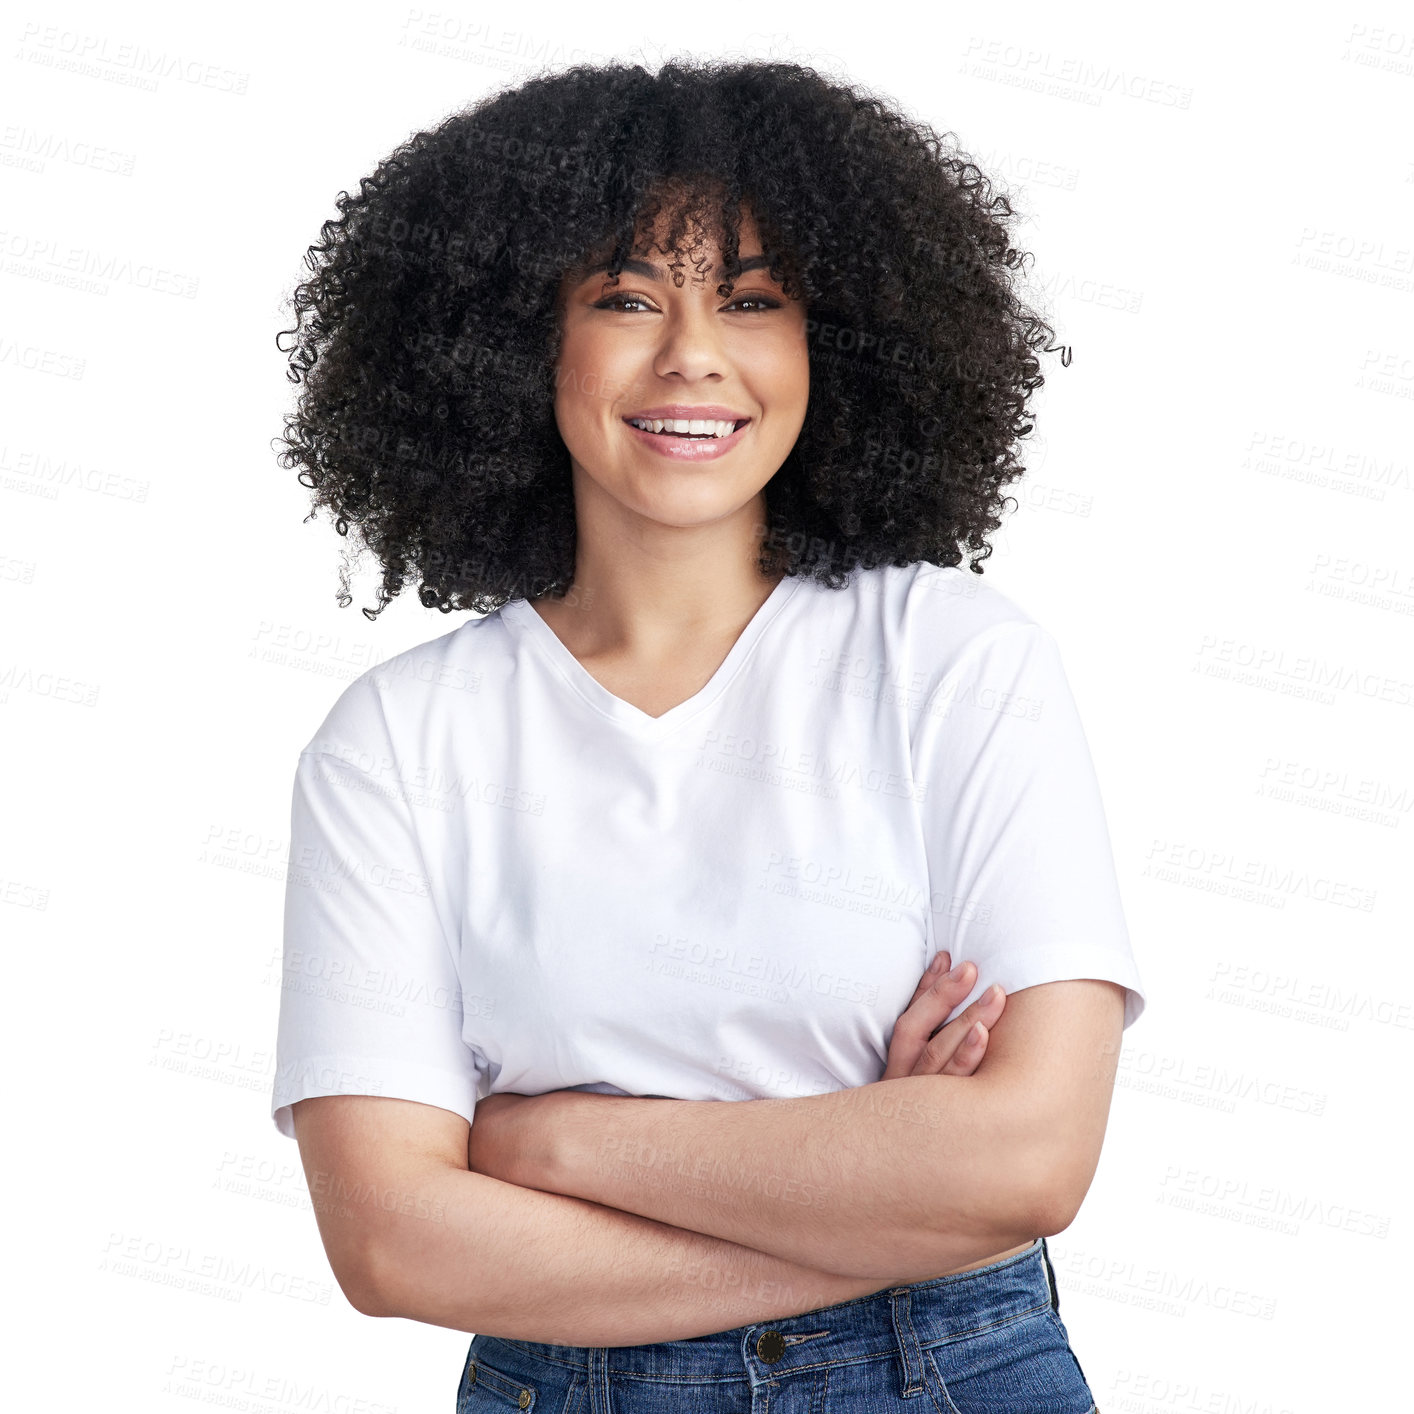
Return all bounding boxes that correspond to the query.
[536,1090,580,1194]
[542,1089,617,1200]
[470,1091,583,1192]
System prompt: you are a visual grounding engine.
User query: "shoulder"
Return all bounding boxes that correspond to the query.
[299,612,500,760]
[853,561,1050,680]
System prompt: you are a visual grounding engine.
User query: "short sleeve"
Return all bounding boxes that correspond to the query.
[915,621,1147,1031]
[271,742,487,1139]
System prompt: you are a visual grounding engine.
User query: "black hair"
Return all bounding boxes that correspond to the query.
[275,57,1063,618]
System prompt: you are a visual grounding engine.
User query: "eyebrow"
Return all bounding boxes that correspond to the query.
[578,253,775,284]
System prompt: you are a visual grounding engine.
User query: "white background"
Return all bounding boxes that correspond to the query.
[4,2,1410,1409]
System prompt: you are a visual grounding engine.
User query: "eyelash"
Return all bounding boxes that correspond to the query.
[592,293,782,314]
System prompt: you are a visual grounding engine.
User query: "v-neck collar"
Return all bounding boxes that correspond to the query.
[501,574,805,739]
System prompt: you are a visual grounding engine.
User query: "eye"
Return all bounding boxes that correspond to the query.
[591,292,785,314]
[593,293,655,313]
[727,294,783,312]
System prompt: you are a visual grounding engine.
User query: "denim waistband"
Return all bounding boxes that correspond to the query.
[492,1236,1057,1383]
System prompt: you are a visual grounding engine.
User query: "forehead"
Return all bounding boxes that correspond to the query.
[571,252,777,286]
[565,201,771,287]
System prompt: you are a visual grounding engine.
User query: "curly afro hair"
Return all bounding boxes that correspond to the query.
[275,57,1063,619]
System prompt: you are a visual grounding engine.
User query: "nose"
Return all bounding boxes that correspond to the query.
[650,298,731,383]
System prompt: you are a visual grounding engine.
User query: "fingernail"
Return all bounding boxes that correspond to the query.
[948,962,968,981]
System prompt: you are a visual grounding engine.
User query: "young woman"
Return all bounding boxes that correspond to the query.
[272,57,1145,1413]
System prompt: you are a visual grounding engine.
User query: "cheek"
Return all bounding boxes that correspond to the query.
[558,331,638,420]
[760,343,810,415]
[765,322,809,371]
[554,341,606,430]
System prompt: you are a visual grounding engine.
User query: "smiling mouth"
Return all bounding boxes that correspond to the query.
[623,417,751,439]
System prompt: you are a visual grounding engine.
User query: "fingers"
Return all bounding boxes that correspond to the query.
[883,957,1003,1082]
[928,980,1004,1044]
[912,984,1007,1078]
[892,957,973,1060]
[903,950,952,1011]
[937,1019,988,1077]
[903,957,982,1033]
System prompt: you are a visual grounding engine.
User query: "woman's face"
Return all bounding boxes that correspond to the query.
[553,209,809,538]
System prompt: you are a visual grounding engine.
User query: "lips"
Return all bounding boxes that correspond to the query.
[624,419,749,437]
[621,415,752,462]
[624,405,751,423]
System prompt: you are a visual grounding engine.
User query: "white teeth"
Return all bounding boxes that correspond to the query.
[628,417,740,438]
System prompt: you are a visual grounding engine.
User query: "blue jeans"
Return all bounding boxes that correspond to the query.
[455,1237,1099,1412]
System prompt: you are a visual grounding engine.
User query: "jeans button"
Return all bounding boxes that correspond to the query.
[756,1330,786,1363]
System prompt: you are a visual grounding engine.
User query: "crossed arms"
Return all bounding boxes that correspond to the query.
[290,978,1125,1345]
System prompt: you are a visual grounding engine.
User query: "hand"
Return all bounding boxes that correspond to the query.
[466,1091,560,1186]
[882,951,1007,1082]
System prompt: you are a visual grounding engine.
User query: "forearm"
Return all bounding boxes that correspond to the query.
[368,1162,901,1345]
[541,1074,1046,1280]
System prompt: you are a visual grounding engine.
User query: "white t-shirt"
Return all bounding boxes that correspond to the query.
[271,561,1147,1140]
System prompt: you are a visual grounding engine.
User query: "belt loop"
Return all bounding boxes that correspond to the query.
[586,1346,611,1414]
[1041,1237,1060,1315]
[888,1286,927,1397]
